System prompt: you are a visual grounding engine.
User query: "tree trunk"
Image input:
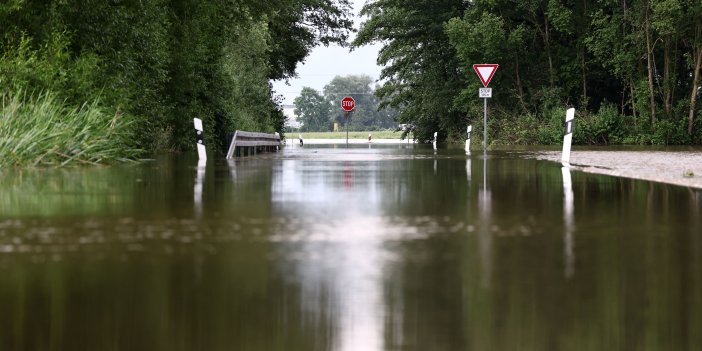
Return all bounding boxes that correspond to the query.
[544,14,555,87]
[515,55,527,111]
[689,45,702,135]
[663,40,672,118]
[581,48,587,110]
[631,80,637,127]
[645,7,656,124]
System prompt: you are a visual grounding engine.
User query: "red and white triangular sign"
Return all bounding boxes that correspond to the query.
[473,64,499,87]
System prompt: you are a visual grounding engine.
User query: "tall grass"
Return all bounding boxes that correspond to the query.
[0,90,142,167]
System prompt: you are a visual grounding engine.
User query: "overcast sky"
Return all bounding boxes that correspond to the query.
[271,0,383,105]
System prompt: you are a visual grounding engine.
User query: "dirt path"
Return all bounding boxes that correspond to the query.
[530,151,702,189]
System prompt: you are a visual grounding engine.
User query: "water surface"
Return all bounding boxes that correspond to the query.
[1,144,701,350]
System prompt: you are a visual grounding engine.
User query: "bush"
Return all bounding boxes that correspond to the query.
[0,32,101,104]
[574,104,629,144]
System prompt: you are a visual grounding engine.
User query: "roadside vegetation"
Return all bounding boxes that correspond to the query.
[1,91,139,166]
[354,0,702,145]
[1,0,353,166]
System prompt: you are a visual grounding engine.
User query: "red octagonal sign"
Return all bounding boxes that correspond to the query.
[341,96,355,112]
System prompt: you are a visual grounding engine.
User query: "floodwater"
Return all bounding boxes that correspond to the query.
[1,144,701,350]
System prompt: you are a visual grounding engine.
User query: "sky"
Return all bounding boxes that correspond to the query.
[271,0,383,106]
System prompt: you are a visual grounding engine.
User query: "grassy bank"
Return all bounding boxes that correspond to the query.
[0,91,142,167]
[297,130,403,139]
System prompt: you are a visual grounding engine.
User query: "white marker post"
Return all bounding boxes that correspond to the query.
[193,118,206,216]
[193,118,207,161]
[433,132,438,151]
[562,108,575,165]
[466,125,472,152]
[473,64,499,150]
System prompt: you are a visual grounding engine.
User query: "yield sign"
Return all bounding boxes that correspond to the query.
[473,64,499,87]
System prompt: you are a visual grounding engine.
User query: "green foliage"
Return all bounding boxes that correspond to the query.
[0,32,101,104]
[0,90,142,167]
[0,0,353,163]
[354,0,702,145]
[353,0,466,142]
[295,87,331,132]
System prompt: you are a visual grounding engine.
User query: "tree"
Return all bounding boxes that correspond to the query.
[1,0,355,153]
[295,87,331,131]
[353,0,467,141]
[266,0,354,80]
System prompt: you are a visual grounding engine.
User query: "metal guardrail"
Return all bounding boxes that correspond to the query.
[226,131,281,159]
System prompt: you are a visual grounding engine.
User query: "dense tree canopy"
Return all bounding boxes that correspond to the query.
[295,87,331,131]
[353,0,467,141]
[356,0,702,145]
[1,0,354,155]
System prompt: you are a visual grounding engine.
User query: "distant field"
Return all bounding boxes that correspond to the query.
[296,131,404,139]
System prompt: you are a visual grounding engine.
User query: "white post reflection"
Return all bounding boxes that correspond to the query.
[194,159,206,216]
[478,153,492,289]
[562,166,575,278]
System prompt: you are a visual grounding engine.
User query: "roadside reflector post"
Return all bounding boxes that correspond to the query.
[562,108,575,166]
[193,118,207,161]
[466,125,472,153]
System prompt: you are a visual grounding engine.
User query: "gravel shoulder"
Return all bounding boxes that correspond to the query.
[529,151,702,189]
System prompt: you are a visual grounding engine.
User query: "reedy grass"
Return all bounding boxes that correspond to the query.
[1,90,142,167]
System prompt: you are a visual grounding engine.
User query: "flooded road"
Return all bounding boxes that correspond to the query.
[1,144,701,350]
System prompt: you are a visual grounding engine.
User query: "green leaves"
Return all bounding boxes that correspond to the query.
[295,87,331,132]
[1,0,354,157]
[354,0,467,141]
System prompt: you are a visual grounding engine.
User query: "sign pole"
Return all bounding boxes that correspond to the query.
[472,64,499,151]
[340,96,355,147]
[346,111,350,147]
[483,98,487,150]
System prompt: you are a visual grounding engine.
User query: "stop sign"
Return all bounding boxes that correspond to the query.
[341,96,355,112]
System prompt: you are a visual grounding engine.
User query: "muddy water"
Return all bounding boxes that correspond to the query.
[1,144,701,350]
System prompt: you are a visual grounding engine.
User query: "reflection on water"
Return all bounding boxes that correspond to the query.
[562,166,575,278]
[0,147,701,350]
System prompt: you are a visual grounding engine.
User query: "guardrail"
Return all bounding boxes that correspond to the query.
[226,131,281,159]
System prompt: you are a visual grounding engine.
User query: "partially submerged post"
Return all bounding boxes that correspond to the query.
[465,125,472,152]
[562,108,575,166]
[193,118,207,161]
[341,96,355,146]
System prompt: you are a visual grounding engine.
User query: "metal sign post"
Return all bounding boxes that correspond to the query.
[341,96,356,147]
[484,97,488,149]
[345,111,350,146]
[479,88,492,149]
[473,64,499,150]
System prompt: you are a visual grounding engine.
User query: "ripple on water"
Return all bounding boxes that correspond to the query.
[0,214,551,260]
